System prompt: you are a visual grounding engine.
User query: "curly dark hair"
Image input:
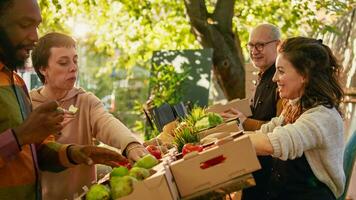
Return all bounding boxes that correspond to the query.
[0,0,14,17]
[278,37,344,115]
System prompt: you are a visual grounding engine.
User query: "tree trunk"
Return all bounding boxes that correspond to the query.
[183,0,245,100]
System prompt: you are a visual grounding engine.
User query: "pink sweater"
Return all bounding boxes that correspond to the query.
[30,87,139,200]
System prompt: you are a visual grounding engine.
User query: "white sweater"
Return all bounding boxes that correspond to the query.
[259,105,345,198]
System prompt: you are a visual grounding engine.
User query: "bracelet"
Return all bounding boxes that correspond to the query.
[66,145,79,165]
[125,143,143,155]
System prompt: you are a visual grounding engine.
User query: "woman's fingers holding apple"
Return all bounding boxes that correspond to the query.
[126,144,148,162]
[68,145,128,166]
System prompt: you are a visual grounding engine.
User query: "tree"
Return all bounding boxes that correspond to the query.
[184,0,245,100]
[37,0,353,130]
[184,0,353,100]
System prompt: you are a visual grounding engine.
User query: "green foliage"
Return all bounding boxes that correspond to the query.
[232,0,353,54]
[142,123,160,141]
[38,0,198,134]
[149,64,190,107]
[133,63,190,140]
[37,0,353,138]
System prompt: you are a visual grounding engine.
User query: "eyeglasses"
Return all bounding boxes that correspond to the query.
[246,40,278,51]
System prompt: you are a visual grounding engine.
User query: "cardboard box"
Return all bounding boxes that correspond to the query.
[120,163,179,200]
[169,135,261,198]
[197,120,241,140]
[77,163,179,200]
[206,98,252,117]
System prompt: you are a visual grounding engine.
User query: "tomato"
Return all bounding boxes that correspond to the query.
[182,143,203,156]
[146,145,162,159]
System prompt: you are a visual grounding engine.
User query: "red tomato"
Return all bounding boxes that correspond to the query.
[146,145,162,159]
[182,143,203,156]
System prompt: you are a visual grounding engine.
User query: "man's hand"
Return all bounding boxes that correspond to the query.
[61,110,76,127]
[13,101,64,146]
[220,108,247,123]
[68,145,128,167]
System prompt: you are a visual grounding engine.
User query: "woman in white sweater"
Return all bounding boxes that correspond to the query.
[248,37,345,200]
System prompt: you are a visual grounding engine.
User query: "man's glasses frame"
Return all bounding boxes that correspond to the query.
[246,40,278,51]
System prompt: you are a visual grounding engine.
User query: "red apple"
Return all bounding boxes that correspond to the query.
[146,145,162,159]
[182,143,203,157]
[115,160,132,169]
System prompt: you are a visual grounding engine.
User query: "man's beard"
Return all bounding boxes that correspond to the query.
[0,26,26,71]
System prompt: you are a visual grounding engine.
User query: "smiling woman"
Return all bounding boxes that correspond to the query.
[247,37,345,200]
[273,53,306,100]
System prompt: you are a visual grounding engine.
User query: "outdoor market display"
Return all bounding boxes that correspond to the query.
[79,99,259,199]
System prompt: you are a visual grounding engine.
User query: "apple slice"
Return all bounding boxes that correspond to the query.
[68,105,78,114]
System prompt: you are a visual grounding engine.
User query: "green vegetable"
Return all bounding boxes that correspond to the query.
[185,106,206,126]
[194,112,223,130]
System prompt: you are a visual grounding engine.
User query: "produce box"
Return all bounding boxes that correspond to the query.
[169,135,260,198]
[197,120,241,140]
[206,98,252,118]
[120,163,179,200]
[78,162,179,200]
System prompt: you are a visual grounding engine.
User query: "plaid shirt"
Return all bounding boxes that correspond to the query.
[0,63,72,200]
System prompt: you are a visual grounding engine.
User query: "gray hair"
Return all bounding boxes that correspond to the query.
[254,23,281,40]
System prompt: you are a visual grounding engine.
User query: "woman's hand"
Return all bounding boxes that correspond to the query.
[125,143,149,162]
[68,145,128,167]
[248,133,274,156]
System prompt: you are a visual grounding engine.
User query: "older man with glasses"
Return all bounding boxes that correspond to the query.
[241,23,283,200]
[245,23,282,127]
[222,23,282,132]
[221,23,283,200]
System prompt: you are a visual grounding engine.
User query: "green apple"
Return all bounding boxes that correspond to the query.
[110,166,129,178]
[133,154,159,169]
[110,176,137,199]
[128,167,150,181]
[86,184,110,200]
